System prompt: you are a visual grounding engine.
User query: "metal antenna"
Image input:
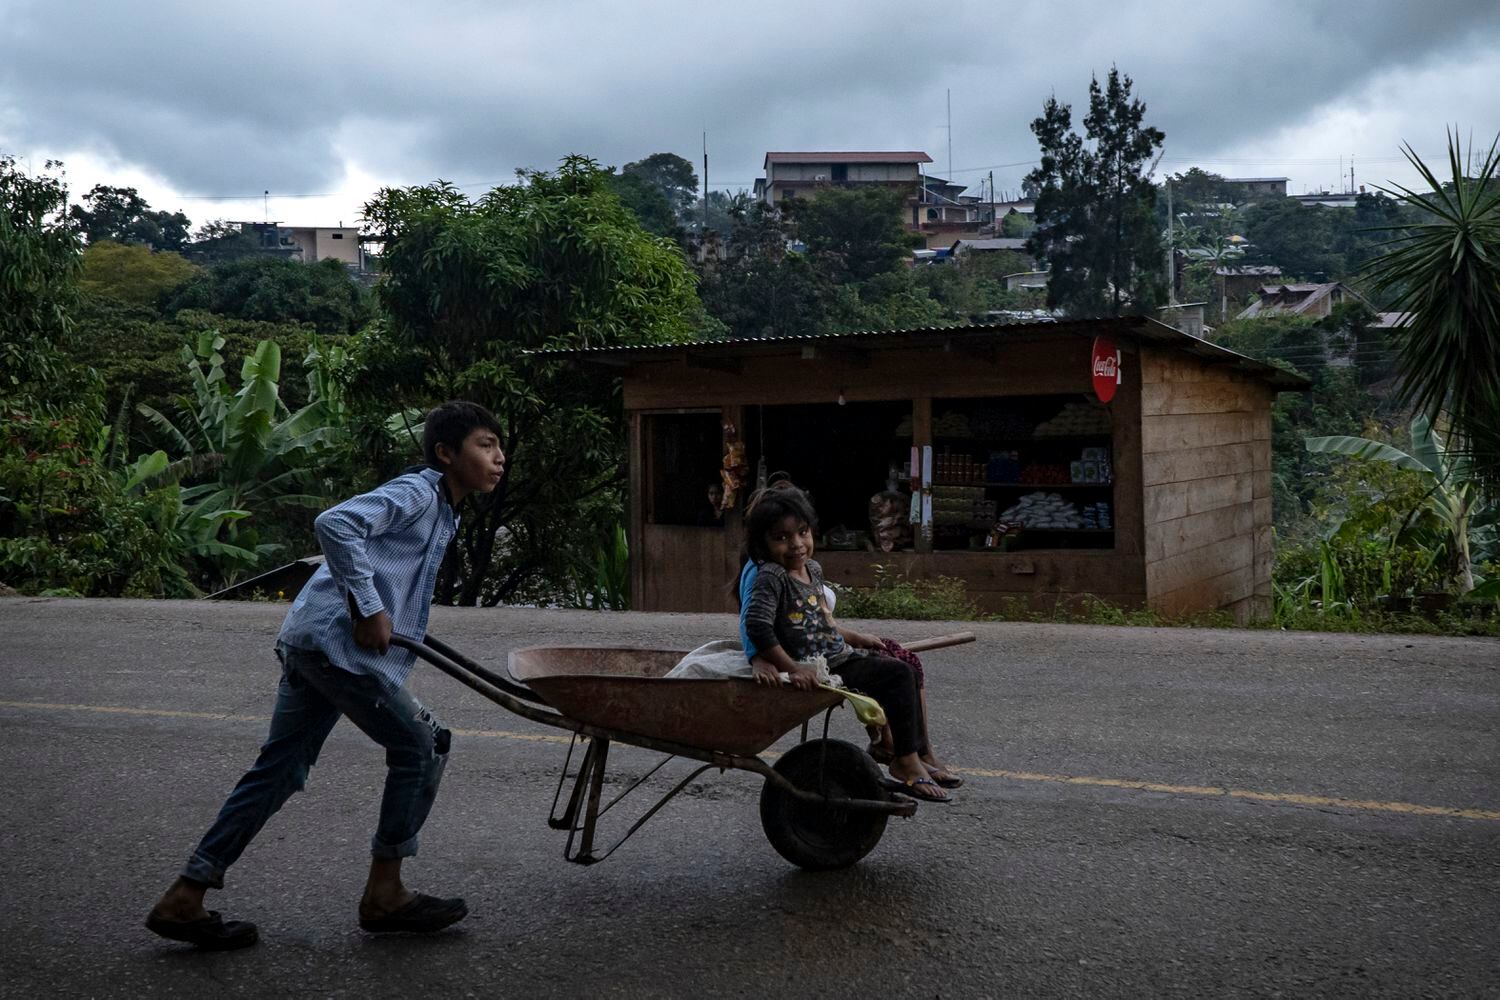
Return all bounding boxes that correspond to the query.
[1165,177,1175,305]
[946,88,953,183]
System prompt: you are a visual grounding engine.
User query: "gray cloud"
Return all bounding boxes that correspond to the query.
[2,0,1497,201]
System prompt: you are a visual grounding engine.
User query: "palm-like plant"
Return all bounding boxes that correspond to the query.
[1306,416,1494,594]
[137,331,347,581]
[1363,130,1500,485]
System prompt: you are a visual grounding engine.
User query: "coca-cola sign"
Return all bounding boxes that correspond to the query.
[1092,335,1121,403]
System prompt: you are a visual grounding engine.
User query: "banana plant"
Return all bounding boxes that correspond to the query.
[136,331,348,578]
[1306,415,1489,594]
[122,449,267,580]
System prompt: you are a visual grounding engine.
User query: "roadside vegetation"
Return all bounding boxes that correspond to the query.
[2,113,1496,630]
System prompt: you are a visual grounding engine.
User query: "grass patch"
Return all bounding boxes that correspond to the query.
[830,564,1500,636]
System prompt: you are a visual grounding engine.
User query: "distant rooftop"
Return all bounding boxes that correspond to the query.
[1215,264,1283,276]
[764,151,934,166]
[952,238,1030,252]
[1224,177,1290,183]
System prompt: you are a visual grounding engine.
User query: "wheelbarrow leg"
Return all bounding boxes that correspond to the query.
[576,738,611,863]
[561,737,612,864]
[549,735,590,831]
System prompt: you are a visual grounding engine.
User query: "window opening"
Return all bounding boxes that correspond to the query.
[645,413,724,527]
[930,394,1115,551]
[746,400,915,553]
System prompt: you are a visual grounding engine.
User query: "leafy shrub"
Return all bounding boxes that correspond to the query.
[0,402,195,597]
[78,241,197,306]
[831,565,983,621]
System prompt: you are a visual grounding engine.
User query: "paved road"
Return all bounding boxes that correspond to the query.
[1,598,1497,998]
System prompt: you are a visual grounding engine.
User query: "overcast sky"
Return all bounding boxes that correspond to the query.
[3,0,1498,228]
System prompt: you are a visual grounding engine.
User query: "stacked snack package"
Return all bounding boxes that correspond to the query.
[998,492,1084,530]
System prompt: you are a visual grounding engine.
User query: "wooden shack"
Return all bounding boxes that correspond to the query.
[558,318,1307,622]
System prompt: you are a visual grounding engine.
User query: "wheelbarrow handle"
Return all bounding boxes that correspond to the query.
[896,631,976,653]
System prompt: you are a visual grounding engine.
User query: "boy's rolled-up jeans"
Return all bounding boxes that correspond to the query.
[181,643,451,889]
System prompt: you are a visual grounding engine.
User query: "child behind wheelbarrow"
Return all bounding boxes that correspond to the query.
[737,486,954,803]
[146,401,506,950]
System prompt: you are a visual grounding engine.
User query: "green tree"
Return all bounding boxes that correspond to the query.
[1,157,81,395]
[69,184,191,251]
[999,211,1035,238]
[606,169,678,236]
[1210,311,1388,532]
[185,219,265,262]
[0,159,214,597]
[1240,198,1346,281]
[790,185,914,283]
[360,155,699,606]
[698,203,828,339]
[1363,130,1500,486]
[78,241,199,306]
[622,152,700,224]
[703,189,753,234]
[164,256,369,335]
[1165,167,1239,208]
[1025,67,1166,316]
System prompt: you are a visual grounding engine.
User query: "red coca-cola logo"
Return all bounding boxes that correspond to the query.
[1092,335,1121,403]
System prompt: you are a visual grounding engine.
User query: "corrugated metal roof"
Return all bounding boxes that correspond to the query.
[532,317,1310,390]
[764,151,934,166]
[952,238,1030,252]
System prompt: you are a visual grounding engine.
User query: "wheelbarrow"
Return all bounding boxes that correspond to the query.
[390,631,974,870]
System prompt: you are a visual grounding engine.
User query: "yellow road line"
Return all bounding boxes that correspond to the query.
[5,699,1498,822]
[0,699,576,744]
[959,766,1500,822]
[0,700,268,723]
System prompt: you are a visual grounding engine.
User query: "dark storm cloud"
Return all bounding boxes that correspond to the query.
[2,0,1497,197]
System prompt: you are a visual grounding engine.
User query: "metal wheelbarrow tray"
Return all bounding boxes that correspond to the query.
[391,634,919,870]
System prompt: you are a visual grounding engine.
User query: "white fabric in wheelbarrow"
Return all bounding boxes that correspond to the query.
[663,640,887,727]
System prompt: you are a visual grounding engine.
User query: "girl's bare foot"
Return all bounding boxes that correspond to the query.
[921,753,963,788]
[887,755,951,802]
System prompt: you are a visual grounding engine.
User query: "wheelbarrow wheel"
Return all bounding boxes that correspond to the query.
[759,738,890,871]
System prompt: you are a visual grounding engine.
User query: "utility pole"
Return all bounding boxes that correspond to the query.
[946,88,953,184]
[702,132,709,235]
[1165,177,1175,305]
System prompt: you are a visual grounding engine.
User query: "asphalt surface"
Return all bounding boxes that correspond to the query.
[0,597,1497,999]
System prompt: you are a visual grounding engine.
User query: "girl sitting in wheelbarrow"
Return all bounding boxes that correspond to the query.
[738,486,954,804]
[741,477,962,789]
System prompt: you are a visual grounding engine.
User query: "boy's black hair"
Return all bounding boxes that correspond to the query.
[423,400,503,469]
[742,485,818,566]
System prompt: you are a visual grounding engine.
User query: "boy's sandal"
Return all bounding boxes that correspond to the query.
[358,893,469,934]
[145,910,259,950]
[880,775,953,804]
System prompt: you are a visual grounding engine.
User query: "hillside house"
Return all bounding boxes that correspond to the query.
[1236,282,1370,320]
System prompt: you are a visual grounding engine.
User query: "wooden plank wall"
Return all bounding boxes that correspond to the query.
[1140,348,1275,622]
[638,525,736,612]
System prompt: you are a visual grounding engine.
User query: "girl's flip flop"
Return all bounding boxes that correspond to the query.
[927,769,964,789]
[880,775,953,803]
